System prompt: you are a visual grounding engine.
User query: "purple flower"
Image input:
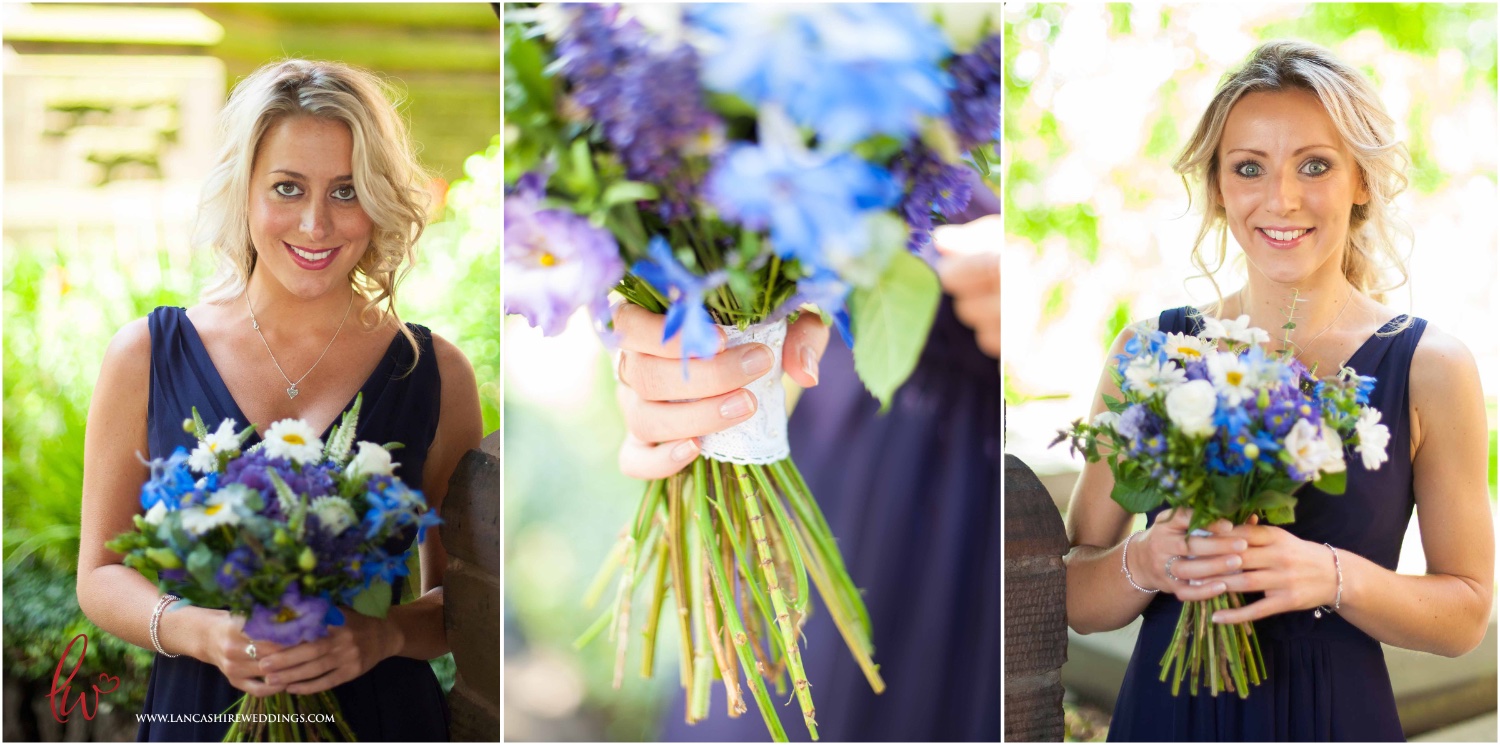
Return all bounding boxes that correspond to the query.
[1116,404,1156,442]
[894,145,974,259]
[631,236,726,369]
[947,34,1001,150]
[215,547,259,593]
[222,450,299,520]
[504,180,625,336]
[243,585,330,645]
[306,513,366,578]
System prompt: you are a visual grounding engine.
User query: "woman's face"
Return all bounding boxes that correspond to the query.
[1215,88,1369,287]
[247,115,372,301]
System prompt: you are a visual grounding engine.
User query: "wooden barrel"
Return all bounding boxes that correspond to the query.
[1003,454,1069,741]
[441,430,500,741]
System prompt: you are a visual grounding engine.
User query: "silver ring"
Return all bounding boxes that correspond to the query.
[245,642,258,660]
[1164,555,1184,583]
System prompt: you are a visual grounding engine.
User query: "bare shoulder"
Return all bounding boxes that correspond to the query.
[1409,322,1481,397]
[429,331,478,389]
[100,317,152,386]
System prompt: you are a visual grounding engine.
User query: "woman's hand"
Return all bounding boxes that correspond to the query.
[613,303,829,480]
[201,611,290,697]
[934,216,1000,358]
[255,609,401,695]
[1131,508,1243,603]
[1203,515,1341,625]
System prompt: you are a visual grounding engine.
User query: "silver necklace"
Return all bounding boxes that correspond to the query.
[1288,283,1355,360]
[244,290,354,399]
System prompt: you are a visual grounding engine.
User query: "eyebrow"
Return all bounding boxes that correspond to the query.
[1226,145,1337,157]
[270,169,353,182]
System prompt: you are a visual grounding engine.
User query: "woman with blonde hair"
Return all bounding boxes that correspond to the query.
[76,59,482,740]
[1064,40,1491,741]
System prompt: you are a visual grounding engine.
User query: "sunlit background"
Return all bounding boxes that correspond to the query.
[1003,4,1497,741]
[1,3,498,739]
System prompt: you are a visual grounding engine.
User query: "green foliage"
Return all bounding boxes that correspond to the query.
[848,251,942,411]
[1103,301,1133,351]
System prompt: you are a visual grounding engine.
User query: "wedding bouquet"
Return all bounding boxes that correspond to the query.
[1055,314,1391,698]
[504,3,999,740]
[107,394,442,741]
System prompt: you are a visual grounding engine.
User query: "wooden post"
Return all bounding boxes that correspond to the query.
[442,431,500,742]
[1004,455,1069,741]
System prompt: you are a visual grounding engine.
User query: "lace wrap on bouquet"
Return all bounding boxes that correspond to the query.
[700,320,789,464]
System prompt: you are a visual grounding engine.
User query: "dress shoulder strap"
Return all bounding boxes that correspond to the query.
[1157,306,1203,336]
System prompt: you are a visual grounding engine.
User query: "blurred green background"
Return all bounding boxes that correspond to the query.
[1001,4,1497,740]
[2,3,497,740]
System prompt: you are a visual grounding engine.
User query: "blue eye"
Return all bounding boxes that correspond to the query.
[1302,160,1330,175]
[274,182,303,197]
[1234,162,1263,178]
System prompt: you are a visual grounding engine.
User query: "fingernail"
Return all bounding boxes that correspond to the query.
[1211,612,1225,623]
[1189,579,1202,587]
[670,440,697,462]
[720,392,753,419]
[800,345,819,384]
[1216,583,1227,593]
[1227,556,1241,568]
[740,346,773,376]
[1233,541,1247,551]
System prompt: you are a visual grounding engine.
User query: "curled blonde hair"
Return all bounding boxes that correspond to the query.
[195,59,431,366]
[1174,40,1411,307]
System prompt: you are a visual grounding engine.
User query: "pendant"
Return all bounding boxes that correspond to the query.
[287,384,299,399]
[1313,608,1324,619]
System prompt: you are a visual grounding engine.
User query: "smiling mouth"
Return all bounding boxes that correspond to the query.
[283,241,341,268]
[1257,227,1314,247]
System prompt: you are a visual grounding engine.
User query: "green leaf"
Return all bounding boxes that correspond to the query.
[186,544,217,589]
[970,145,991,177]
[352,579,393,619]
[1254,491,1299,524]
[1111,480,1166,514]
[190,407,208,441]
[847,251,941,411]
[1263,503,1296,524]
[1102,394,1128,414]
[1313,469,1347,495]
[325,393,362,466]
[600,181,660,208]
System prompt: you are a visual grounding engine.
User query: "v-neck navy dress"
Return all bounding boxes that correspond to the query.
[1107,306,1423,742]
[136,306,449,741]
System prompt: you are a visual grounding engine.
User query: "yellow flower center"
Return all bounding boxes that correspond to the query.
[1176,346,1202,358]
[539,252,557,267]
[282,434,305,446]
[274,607,300,624]
[1226,371,1244,387]
[205,503,224,516]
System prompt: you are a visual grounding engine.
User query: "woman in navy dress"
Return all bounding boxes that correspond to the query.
[612,185,999,740]
[75,60,482,740]
[1063,41,1492,741]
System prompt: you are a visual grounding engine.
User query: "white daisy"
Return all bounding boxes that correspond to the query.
[310,496,358,535]
[1091,410,1121,430]
[179,484,253,535]
[1200,314,1271,347]
[1206,352,1255,405]
[263,419,324,465]
[1354,407,1391,471]
[344,442,397,481]
[1123,357,1187,397]
[1162,332,1213,364]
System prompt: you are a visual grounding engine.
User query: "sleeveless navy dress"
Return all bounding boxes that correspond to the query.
[136,306,450,741]
[1107,306,1423,742]
[660,297,1001,741]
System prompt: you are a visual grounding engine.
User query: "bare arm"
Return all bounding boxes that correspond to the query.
[1213,326,1493,657]
[1064,323,1241,634]
[76,319,283,695]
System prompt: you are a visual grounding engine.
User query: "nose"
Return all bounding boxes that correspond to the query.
[1265,167,1302,215]
[300,197,332,241]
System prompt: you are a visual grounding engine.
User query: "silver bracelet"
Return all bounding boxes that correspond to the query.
[1121,530,1159,594]
[150,594,182,657]
[1314,543,1342,618]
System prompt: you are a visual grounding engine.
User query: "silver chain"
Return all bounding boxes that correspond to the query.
[1286,283,1355,361]
[244,289,354,399]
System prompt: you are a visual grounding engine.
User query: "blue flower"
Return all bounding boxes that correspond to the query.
[632,236,726,369]
[361,478,420,541]
[707,143,899,273]
[688,4,951,146]
[894,145,974,259]
[362,547,411,586]
[946,34,1002,150]
[415,510,444,545]
[776,270,855,347]
[140,447,196,511]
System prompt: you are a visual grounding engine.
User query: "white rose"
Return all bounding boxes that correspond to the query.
[1354,407,1391,471]
[1165,380,1217,438]
[345,442,397,481]
[1285,419,1346,479]
[144,501,168,526]
[1092,410,1121,430]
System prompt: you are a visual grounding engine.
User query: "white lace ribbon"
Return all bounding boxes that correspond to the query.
[700,320,790,464]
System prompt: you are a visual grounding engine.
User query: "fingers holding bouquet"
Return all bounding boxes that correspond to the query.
[614,304,829,480]
[1202,515,1343,625]
[1137,508,1244,603]
[256,609,398,695]
[204,613,289,696]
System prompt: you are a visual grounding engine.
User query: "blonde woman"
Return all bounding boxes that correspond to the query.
[76,60,482,740]
[1064,41,1491,741]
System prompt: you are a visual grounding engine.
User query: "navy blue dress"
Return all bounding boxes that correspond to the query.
[136,306,449,742]
[660,297,1001,741]
[1107,306,1422,742]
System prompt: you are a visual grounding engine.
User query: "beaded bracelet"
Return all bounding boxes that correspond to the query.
[150,594,181,658]
[1314,543,1342,619]
[1121,530,1159,594]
